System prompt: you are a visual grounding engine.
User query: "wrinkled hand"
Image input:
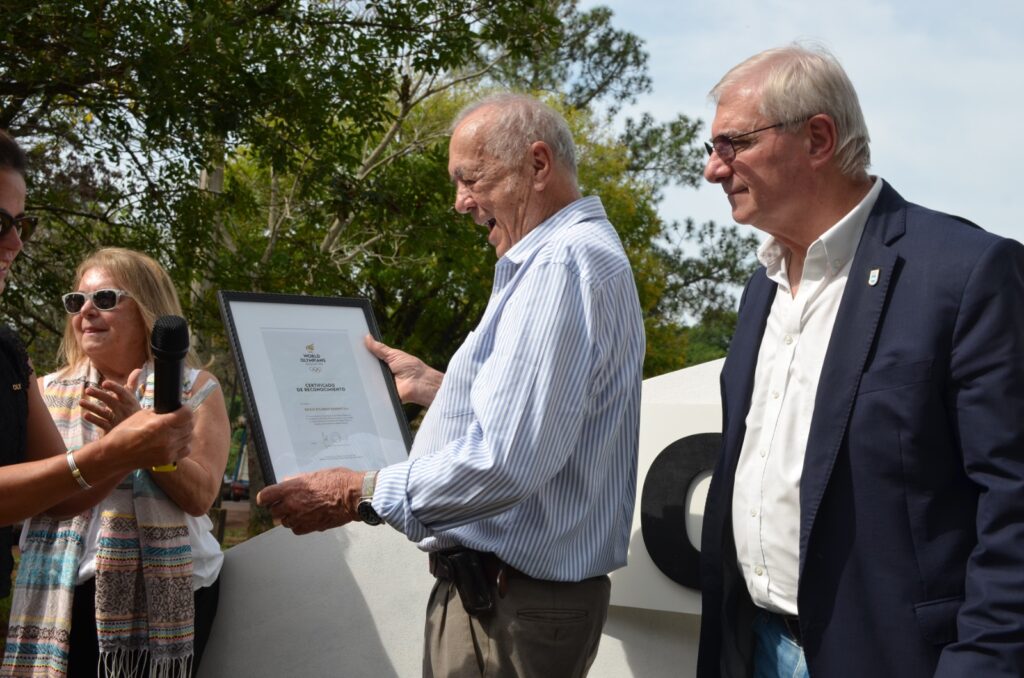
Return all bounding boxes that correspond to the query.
[364,335,443,407]
[257,467,363,535]
[82,369,144,432]
[104,406,193,470]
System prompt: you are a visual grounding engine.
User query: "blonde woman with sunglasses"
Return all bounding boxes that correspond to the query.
[3,246,230,678]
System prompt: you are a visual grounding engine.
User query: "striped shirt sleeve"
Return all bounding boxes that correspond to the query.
[374,259,595,541]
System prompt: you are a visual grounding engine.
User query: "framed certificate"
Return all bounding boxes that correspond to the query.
[218,291,412,485]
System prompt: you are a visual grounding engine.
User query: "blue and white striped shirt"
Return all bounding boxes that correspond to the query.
[373,196,645,581]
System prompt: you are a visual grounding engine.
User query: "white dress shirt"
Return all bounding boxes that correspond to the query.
[732,178,882,615]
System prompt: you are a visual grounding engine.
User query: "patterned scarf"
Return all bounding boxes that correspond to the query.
[2,362,212,678]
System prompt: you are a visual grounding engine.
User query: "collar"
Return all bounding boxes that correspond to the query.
[500,195,606,267]
[758,177,883,289]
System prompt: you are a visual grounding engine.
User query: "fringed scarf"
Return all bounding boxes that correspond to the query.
[2,362,215,678]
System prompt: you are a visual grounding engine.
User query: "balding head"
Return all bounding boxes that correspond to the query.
[447,93,582,259]
[451,94,578,180]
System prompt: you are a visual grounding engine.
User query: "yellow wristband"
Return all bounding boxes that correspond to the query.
[66,451,92,490]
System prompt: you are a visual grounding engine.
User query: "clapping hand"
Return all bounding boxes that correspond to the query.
[81,368,144,432]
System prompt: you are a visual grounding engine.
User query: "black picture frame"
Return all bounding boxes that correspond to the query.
[218,291,412,485]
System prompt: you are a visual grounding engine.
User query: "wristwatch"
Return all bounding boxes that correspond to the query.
[357,471,383,526]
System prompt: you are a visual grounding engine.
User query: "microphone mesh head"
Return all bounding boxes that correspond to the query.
[151,315,190,356]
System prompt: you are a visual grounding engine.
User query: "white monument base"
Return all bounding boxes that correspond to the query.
[198,525,699,677]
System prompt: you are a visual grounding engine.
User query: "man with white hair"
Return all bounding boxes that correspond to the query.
[697,44,1024,677]
[260,93,645,677]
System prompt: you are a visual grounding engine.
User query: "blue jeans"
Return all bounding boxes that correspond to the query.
[753,611,809,678]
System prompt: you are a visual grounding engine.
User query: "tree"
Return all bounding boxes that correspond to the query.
[493,2,650,115]
[1,0,562,367]
[3,1,760,381]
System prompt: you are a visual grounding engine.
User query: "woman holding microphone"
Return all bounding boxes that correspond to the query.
[4,245,229,678]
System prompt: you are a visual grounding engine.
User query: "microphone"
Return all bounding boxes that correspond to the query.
[150,315,189,471]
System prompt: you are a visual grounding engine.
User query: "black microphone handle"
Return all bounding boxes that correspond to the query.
[152,355,184,413]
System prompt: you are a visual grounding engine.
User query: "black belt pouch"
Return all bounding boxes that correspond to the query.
[446,549,495,616]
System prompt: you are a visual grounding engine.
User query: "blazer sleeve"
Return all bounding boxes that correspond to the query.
[935,237,1024,676]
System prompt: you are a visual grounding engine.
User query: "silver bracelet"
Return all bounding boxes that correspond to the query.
[65,450,92,490]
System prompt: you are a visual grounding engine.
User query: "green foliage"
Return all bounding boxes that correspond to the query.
[656,219,760,322]
[683,306,740,365]
[1,0,757,388]
[493,2,651,114]
[1,0,562,370]
[621,112,706,193]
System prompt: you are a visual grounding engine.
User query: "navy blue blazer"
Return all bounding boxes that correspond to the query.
[698,182,1024,677]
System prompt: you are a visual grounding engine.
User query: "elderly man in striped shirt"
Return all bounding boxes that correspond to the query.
[259,93,645,678]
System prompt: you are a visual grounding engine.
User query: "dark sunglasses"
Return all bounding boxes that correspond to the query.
[62,288,132,314]
[0,208,37,243]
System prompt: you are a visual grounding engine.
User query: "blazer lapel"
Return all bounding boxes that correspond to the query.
[798,183,907,576]
[719,273,775,493]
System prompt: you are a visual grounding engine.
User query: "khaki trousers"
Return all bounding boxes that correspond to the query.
[423,573,611,678]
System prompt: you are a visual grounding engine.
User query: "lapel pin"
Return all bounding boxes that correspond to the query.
[868,268,880,286]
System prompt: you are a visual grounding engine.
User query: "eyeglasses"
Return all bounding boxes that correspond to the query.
[62,288,132,314]
[704,122,787,164]
[0,208,37,243]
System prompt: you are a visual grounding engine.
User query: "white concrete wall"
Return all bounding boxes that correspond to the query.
[198,526,701,677]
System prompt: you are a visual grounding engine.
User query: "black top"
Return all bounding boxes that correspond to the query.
[0,325,30,597]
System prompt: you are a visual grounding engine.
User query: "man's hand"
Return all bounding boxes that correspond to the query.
[364,335,444,407]
[256,467,363,535]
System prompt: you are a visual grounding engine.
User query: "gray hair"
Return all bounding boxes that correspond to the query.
[709,43,871,178]
[450,93,578,178]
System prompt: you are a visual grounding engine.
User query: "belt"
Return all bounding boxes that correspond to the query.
[779,614,802,646]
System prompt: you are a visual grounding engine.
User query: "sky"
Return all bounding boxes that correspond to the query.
[577,0,1024,245]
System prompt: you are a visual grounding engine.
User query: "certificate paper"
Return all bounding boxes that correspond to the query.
[219,292,411,484]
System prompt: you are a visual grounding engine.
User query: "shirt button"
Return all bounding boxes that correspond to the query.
[772,391,780,399]
[760,449,767,458]
[784,335,793,345]
[755,566,764,576]
[750,509,757,517]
